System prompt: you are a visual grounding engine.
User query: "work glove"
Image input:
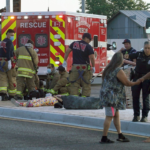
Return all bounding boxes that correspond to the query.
[47,89,57,95]
[62,61,67,68]
[44,89,48,92]
[92,67,96,73]
[8,60,12,70]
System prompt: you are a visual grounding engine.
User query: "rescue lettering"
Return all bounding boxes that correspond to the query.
[20,22,46,28]
[73,42,86,51]
[76,21,91,29]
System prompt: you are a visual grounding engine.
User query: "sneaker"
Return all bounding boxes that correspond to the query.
[117,134,130,142]
[100,139,115,144]
[8,96,14,100]
[140,117,148,122]
[132,116,140,122]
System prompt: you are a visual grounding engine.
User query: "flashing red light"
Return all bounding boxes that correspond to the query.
[10,16,15,19]
[59,15,63,18]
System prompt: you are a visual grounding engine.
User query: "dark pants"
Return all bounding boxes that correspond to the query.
[132,78,150,117]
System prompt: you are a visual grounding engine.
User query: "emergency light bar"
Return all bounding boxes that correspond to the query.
[45,16,49,18]
[38,16,42,19]
[24,16,28,19]
[11,16,15,19]
[59,15,63,18]
[52,15,56,18]
[3,16,8,19]
[17,16,21,19]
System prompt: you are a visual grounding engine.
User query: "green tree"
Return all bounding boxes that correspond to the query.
[78,0,150,19]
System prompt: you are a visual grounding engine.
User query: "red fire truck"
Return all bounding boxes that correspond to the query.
[1,11,107,78]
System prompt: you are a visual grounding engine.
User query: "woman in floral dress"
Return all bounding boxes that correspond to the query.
[99,52,141,144]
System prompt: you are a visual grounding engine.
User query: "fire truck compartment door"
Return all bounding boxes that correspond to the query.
[92,22,100,73]
[17,19,50,67]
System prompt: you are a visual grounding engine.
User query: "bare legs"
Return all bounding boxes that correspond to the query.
[103,111,121,136]
[103,116,113,136]
[113,111,121,134]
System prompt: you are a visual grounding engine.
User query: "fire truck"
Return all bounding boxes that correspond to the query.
[1,11,108,78]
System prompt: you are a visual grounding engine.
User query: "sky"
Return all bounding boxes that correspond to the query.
[0,0,80,12]
[0,0,150,12]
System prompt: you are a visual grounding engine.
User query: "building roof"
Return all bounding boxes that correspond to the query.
[108,10,150,27]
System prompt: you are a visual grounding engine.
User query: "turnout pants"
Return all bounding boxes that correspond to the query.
[132,78,150,117]
[0,59,17,96]
[34,74,39,89]
[16,76,36,98]
[68,64,92,97]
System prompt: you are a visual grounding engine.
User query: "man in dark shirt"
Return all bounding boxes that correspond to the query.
[62,33,95,97]
[127,41,150,122]
[120,39,136,66]
[0,29,16,100]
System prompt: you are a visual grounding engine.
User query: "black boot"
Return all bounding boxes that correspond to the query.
[8,96,15,100]
[140,116,148,122]
[14,95,23,100]
[100,136,115,144]
[1,94,9,101]
[132,116,140,122]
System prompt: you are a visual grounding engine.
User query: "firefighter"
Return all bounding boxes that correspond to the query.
[45,64,60,93]
[0,29,17,101]
[15,39,39,99]
[62,33,95,97]
[48,66,70,96]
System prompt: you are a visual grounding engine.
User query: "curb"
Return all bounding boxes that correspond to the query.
[0,107,150,137]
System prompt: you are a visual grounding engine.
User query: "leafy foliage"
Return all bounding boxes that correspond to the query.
[78,0,150,19]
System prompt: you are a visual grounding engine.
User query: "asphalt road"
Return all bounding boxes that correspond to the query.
[0,118,149,150]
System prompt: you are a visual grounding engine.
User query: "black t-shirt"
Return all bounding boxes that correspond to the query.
[0,38,14,61]
[122,47,136,66]
[129,51,150,74]
[69,40,94,64]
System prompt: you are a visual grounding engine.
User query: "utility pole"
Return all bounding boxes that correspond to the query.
[82,0,85,13]
[6,0,10,12]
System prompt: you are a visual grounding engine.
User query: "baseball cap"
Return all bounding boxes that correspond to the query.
[57,66,65,72]
[82,33,92,41]
[122,39,131,44]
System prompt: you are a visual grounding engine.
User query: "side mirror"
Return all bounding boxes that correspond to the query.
[112,42,117,50]
[34,48,39,53]
[146,27,150,41]
[107,44,112,50]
